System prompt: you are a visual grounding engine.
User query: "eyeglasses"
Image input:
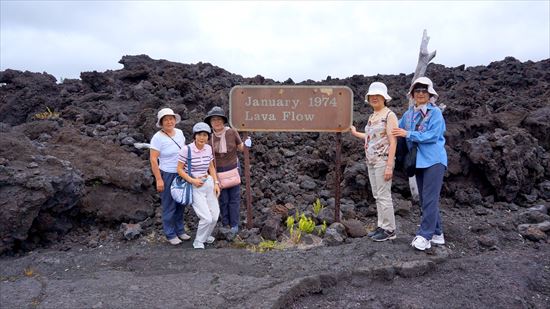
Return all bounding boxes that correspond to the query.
[413,88,429,94]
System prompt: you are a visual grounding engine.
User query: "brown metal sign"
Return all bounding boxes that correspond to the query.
[229,85,353,132]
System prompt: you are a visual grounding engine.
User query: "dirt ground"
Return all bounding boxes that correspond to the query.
[1,202,549,309]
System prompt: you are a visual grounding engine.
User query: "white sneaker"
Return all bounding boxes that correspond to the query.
[411,236,431,251]
[206,236,215,244]
[431,233,445,245]
[178,233,191,241]
[168,237,182,245]
[193,241,205,249]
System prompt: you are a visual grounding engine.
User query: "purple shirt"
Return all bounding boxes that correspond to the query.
[177,143,213,176]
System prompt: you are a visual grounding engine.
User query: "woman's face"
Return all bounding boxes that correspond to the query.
[161,115,176,130]
[368,95,385,110]
[413,86,430,105]
[194,132,209,147]
[210,116,225,132]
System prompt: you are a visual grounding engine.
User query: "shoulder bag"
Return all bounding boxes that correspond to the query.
[211,133,241,189]
[402,110,429,177]
[170,146,193,206]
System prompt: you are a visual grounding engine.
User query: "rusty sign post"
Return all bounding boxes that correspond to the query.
[229,85,353,227]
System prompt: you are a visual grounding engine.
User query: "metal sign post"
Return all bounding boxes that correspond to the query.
[243,132,253,229]
[230,85,353,227]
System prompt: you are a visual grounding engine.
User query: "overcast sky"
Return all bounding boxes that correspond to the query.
[1,1,548,82]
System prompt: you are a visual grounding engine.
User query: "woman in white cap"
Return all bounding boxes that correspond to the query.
[149,108,191,245]
[392,77,447,251]
[177,122,220,249]
[350,82,398,242]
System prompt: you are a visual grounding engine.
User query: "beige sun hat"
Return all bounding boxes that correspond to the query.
[364,82,392,102]
[408,77,439,102]
[156,108,181,128]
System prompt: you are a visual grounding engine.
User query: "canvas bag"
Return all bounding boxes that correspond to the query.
[170,146,193,206]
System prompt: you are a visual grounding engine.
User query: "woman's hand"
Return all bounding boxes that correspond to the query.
[384,166,393,181]
[192,178,205,188]
[214,183,221,197]
[391,128,408,138]
[155,178,164,192]
[350,125,357,134]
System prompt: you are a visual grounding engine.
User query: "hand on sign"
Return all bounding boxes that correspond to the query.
[244,137,252,148]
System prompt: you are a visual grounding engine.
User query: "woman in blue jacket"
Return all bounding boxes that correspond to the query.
[392,77,447,251]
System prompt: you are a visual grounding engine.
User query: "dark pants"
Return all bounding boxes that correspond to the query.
[217,163,241,229]
[161,170,186,239]
[415,163,445,240]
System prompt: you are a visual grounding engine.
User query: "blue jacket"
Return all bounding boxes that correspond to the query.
[398,103,448,168]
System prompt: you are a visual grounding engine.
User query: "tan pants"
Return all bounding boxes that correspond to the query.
[367,162,396,231]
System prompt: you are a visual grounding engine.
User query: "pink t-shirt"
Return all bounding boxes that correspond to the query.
[177,143,213,176]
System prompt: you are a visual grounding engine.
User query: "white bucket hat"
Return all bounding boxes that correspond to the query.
[408,77,439,102]
[365,82,392,102]
[156,108,181,128]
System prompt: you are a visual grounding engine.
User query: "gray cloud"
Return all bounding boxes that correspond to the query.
[1,1,548,82]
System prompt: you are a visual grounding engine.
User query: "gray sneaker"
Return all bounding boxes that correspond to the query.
[368,227,383,238]
[371,229,396,242]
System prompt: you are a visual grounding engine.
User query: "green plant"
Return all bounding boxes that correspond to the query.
[312,198,324,216]
[24,267,35,277]
[258,239,278,252]
[290,228,301,244]
[248,238,282,253]
[286,215,295,231]
[318,220,327,236]
[298,214,315,234]
[33,106,60,120]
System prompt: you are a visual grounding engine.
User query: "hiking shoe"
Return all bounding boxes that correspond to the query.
[431,233,445,245]
[411,235,431,251]
[168,237,182,245]
[371,229,396,242]
[178,233,191,241]
[206,236,215,244]
[368,227,383,238]
[193,241,205,249]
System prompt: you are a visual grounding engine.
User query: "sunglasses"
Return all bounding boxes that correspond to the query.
[413,88,429,94]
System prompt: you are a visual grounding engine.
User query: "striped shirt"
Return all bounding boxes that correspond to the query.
[177,142,213,177]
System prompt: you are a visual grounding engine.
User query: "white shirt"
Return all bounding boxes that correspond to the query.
[150,129,186,173]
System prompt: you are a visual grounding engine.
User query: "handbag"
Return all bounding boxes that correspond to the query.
[217,167,241,189]
[395,136,409,170]
[170,146,193,206]
[400,109,429,177]
[404,143,418,177]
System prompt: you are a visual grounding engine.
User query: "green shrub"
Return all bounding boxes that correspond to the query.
[312,198,324,216]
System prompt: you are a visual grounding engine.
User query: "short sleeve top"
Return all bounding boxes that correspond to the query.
[149,129,186,173]
[177,142,213,176]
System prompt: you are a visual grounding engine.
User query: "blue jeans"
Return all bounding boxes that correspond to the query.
[415,163,445,240]
[217,164,241,229]
[161,170,186,239]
